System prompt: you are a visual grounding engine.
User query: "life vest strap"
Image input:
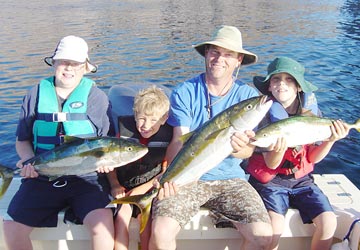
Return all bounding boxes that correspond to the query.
[37,113,88,122]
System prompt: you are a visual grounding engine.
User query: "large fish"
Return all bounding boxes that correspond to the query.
[110,95,273,232]
[0,136,148,198]
[250,116,360,148]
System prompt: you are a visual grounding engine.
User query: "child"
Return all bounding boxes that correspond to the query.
[107,85,171,250]
[247,57,350,250]
[4,36,115,250]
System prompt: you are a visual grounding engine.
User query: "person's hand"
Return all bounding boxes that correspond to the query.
[111,184,126,199]
[153,179,178,201]
[328,120,350,142]
[230,130,255,153]
[267,137,287,153]
[96,165,114,173]
[19,161,39,178]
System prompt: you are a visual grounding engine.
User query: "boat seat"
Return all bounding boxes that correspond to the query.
[1,174,360,250]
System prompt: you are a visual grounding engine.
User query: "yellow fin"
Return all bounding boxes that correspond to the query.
[179,132,193,144]
[109,188,159,233]
[206,128,226,141]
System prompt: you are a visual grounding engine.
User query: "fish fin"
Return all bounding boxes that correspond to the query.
[179,132,193,144]
[109,188,159,233]
[206,128,226,141]
[0,165,15,199]
[63,135,85,143]
[48,176,61,182]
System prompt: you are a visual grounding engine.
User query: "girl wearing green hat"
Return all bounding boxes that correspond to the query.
[246,57,350,250]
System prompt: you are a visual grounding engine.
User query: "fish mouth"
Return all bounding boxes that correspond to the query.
[249,137,257,143]
[260,95,270,104]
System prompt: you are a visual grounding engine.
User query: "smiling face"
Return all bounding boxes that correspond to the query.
[268,72,301,108]
[204,45,243,81]
[53,59,86,89]
[135,112,167,139]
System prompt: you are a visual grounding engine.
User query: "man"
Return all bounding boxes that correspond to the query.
[149,25,273,250]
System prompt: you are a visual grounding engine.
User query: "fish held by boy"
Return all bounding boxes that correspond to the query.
[110,95,273,233]
[250,116,360,148]
[0,136,148,198]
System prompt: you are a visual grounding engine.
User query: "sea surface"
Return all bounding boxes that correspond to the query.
[0,0,359,188]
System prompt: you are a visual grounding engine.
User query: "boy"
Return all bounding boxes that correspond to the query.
[107,85,171,250]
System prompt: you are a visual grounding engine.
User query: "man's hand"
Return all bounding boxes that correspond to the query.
[153,179,178,201]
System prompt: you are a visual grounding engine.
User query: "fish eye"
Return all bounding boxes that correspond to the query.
[126,147,133,151]
[246,104,253,110]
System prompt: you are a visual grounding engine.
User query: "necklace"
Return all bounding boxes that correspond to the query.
[206,78,233,119]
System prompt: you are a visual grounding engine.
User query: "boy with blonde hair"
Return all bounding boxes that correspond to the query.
[107,85,172,250]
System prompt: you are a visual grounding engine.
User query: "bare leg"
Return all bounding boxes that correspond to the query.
[114,204,133,250]
[267,210,285,250]
[311,211,337,250]
[139,214,152,250]
[149,216,181,250]
[3,220,34,250]
[234,221,273,250]
[83,208,115,250]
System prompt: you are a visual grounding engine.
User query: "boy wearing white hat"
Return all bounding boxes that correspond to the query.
[149,25,272,250]
[3,36,115,250]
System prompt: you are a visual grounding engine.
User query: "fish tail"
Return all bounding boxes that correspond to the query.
[0,165,14,199]
[354,119,360,132]
[109,188,159,233]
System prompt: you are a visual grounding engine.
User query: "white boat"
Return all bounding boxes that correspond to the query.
[1,83,359,250]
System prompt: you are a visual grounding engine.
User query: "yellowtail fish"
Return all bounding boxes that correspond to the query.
[251,116,360,148]
[110,95,273,233]
[0,136,148,198]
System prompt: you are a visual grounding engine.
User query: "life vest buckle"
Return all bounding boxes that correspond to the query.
[53,112,68,122]
[290,167,299,174]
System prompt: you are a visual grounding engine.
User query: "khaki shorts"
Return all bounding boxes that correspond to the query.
[152,178,270,227]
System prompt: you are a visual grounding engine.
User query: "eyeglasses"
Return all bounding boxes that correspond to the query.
[55,60,85,70]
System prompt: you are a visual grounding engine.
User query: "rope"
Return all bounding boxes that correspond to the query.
[343,218,360,241]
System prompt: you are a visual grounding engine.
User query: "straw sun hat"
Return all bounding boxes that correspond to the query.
[193,25,258,65]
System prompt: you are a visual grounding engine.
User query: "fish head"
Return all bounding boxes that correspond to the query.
[250,127,283,148]
[85,137,148,168]
[112,138,149,166]
[230,95,273,131]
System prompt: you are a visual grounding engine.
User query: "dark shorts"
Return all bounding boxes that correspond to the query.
[250,175,333,224]
[152,178,270,228]
[7,174,111,227]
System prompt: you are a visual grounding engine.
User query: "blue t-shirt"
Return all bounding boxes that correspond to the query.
[167,73,258,181]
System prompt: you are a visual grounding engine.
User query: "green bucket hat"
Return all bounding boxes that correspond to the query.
[253,57,318,95]
[193,25,258,65]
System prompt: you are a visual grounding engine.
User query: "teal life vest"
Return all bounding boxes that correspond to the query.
[33,77,97,152]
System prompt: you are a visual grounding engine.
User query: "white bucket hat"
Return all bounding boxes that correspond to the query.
[44,35,97,73]
[193,25,258,65]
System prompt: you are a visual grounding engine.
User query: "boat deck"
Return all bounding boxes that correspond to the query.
[1,174,360,250]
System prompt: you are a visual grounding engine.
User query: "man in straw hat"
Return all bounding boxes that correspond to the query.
[3,35,115,250]
[149,25,272,250]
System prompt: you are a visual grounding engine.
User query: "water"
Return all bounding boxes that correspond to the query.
[0,0,359,188]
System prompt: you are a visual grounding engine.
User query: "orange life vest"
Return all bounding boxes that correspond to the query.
[246,145,314,184]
